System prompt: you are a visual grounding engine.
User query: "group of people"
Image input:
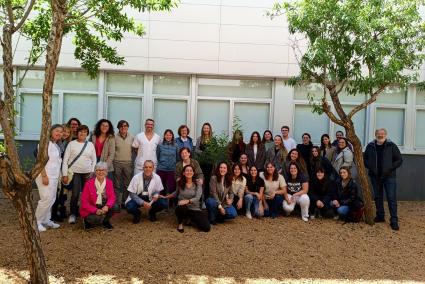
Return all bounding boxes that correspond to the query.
[34,118,403,234]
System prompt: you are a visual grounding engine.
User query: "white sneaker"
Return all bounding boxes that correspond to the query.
[68,215,76,224]
[37,222,47,232]
[310,214,315,220]
[43,220,60,229]
[246,211,252,219]
[302,216,309,222]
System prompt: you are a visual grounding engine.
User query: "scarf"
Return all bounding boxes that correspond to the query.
[95,178,106,205]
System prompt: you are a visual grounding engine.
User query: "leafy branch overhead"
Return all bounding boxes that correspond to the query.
[3,0,177,79]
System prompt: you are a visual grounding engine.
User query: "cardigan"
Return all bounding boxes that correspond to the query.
[80,178,116,218]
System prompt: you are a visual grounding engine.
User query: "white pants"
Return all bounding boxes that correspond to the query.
[35,175,58,224]
[282,193,310,219]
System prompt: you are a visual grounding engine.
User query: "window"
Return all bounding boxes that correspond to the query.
[415,91,425,148]
[19,93,59,134]
[154,99,187,136]
[294,105,329,144]
[234,102,270,138]
[106,73,144,93]
[334,105,366,145]
[153,75,189,96]
[63,93,98,129]
[197,100,230,136]
[198,78,272,99]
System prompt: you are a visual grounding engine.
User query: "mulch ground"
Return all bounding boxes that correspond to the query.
[0,191,424,283]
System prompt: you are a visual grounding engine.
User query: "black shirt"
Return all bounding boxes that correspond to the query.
[376,143,385,176]
[287,173,308,194]
[246,177,265,193]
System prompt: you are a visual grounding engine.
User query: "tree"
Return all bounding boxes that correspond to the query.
[271,0,425,224]
[0,0,175,282]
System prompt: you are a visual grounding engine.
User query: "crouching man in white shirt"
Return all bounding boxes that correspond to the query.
[125,160,167,223]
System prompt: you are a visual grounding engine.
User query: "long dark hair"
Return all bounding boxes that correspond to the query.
[94,119,114,137]
[262,130,273,143]
[177,165,196,189]
[286,148,307,174]
[320,134,331,151]
[288,162,302,181]
[249,131,262,146]
[232,163,244,182]
[264,162,279,181]
[248,165,260,182]
[214,162,232,187]
[200,122,212,144]
[162,129,175,145]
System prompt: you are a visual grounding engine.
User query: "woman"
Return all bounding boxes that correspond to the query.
[244,165,265,219]
[35,124,63,232]
[331,167,363,221]
[175,147,204,184]
[260,162,286,218]
[283,149,308,179]
[165,165,210,233]
[320,134,336,162]
[262,130,274,152]
[91,119,115,178]
[332,138,354,173]
[156,129,179,197]
[309,168,336,218]
[246,131,266,172]
[309,146,336,180]
[227,129,246,164]
[62,125,97,224]
[195,122,213,197]
[296,133,313,169]
[282,162,310,222]
[231,163,246,211]
[205,162,237,224]
[66,117,81,140]
[80,162,117,230]
[239,153,250,178]
[175,125,194,153]
[265,135,288,174]
[51,124,73,222]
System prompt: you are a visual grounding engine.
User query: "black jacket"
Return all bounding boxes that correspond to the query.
[335,178,363,210]
[309,177,336,206]
[309,156,337,180]
[363,139,402,178]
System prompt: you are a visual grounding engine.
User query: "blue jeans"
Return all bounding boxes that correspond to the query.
[264,195,284,218]
[205,198,237,223]
[336,205,350,217]
[126,198,167,219]
[244,194,261,217]
[371,176,398,223]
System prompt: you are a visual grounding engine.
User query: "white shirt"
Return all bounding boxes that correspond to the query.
[125,172,164,204]
[283,137,297,151]
[253,144,258,161]
[62,140,97,175]
[43,141,62,179]
[260,172,287,197]
[132,132,161,168]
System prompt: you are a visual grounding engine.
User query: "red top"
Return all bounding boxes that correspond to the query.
[95,138,105,158]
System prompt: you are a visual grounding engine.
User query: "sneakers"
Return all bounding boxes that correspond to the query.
[302,216,309,222]
[245,211,252,219]
[68,215,76,224]
[37,222,47,232]
[43,220,60,229]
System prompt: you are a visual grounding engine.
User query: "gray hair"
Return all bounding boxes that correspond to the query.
[95,161,108,171]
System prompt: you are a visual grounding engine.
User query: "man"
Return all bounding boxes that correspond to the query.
[113,120,134,209]
[364,128,403,230]
[331,130,344,147]
[132,118,161,174]
[281,125,297,151]
[125,160,167,223]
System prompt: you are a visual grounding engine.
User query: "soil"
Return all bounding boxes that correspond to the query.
[0,191,425,284]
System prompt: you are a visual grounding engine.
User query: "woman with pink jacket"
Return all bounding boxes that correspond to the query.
[80,162,117,230]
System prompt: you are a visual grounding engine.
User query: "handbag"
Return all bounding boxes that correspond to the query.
[63,141,88,186]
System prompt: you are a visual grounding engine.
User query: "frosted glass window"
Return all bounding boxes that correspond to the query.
[63,93,98,130]
[415,110,425,147]
[106,73,144,94]
[20,93,59,133]
[54,71,98,91]
[417,91,425,106]
[376,87,407,104]
[154,99,188,136]
[295,84,367,103]
[234,103,270,141]
[197,100,230,137]
[20,70,98,91]
[334,106,366,145]
[198,79,272,99]
[108,97,143,135]
[375,108,405,146]
[294,105,329,144]
[153,76,190,96]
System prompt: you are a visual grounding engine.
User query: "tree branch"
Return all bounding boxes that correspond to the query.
[5,0,15,28]
[347,85,388,119]
[13,0,36,32]
[322,97,344,126]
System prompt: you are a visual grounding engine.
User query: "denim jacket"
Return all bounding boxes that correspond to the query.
[156,141,178,171]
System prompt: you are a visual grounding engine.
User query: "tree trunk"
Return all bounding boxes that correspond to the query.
[0,157,49,284]
[346,128,375,225]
